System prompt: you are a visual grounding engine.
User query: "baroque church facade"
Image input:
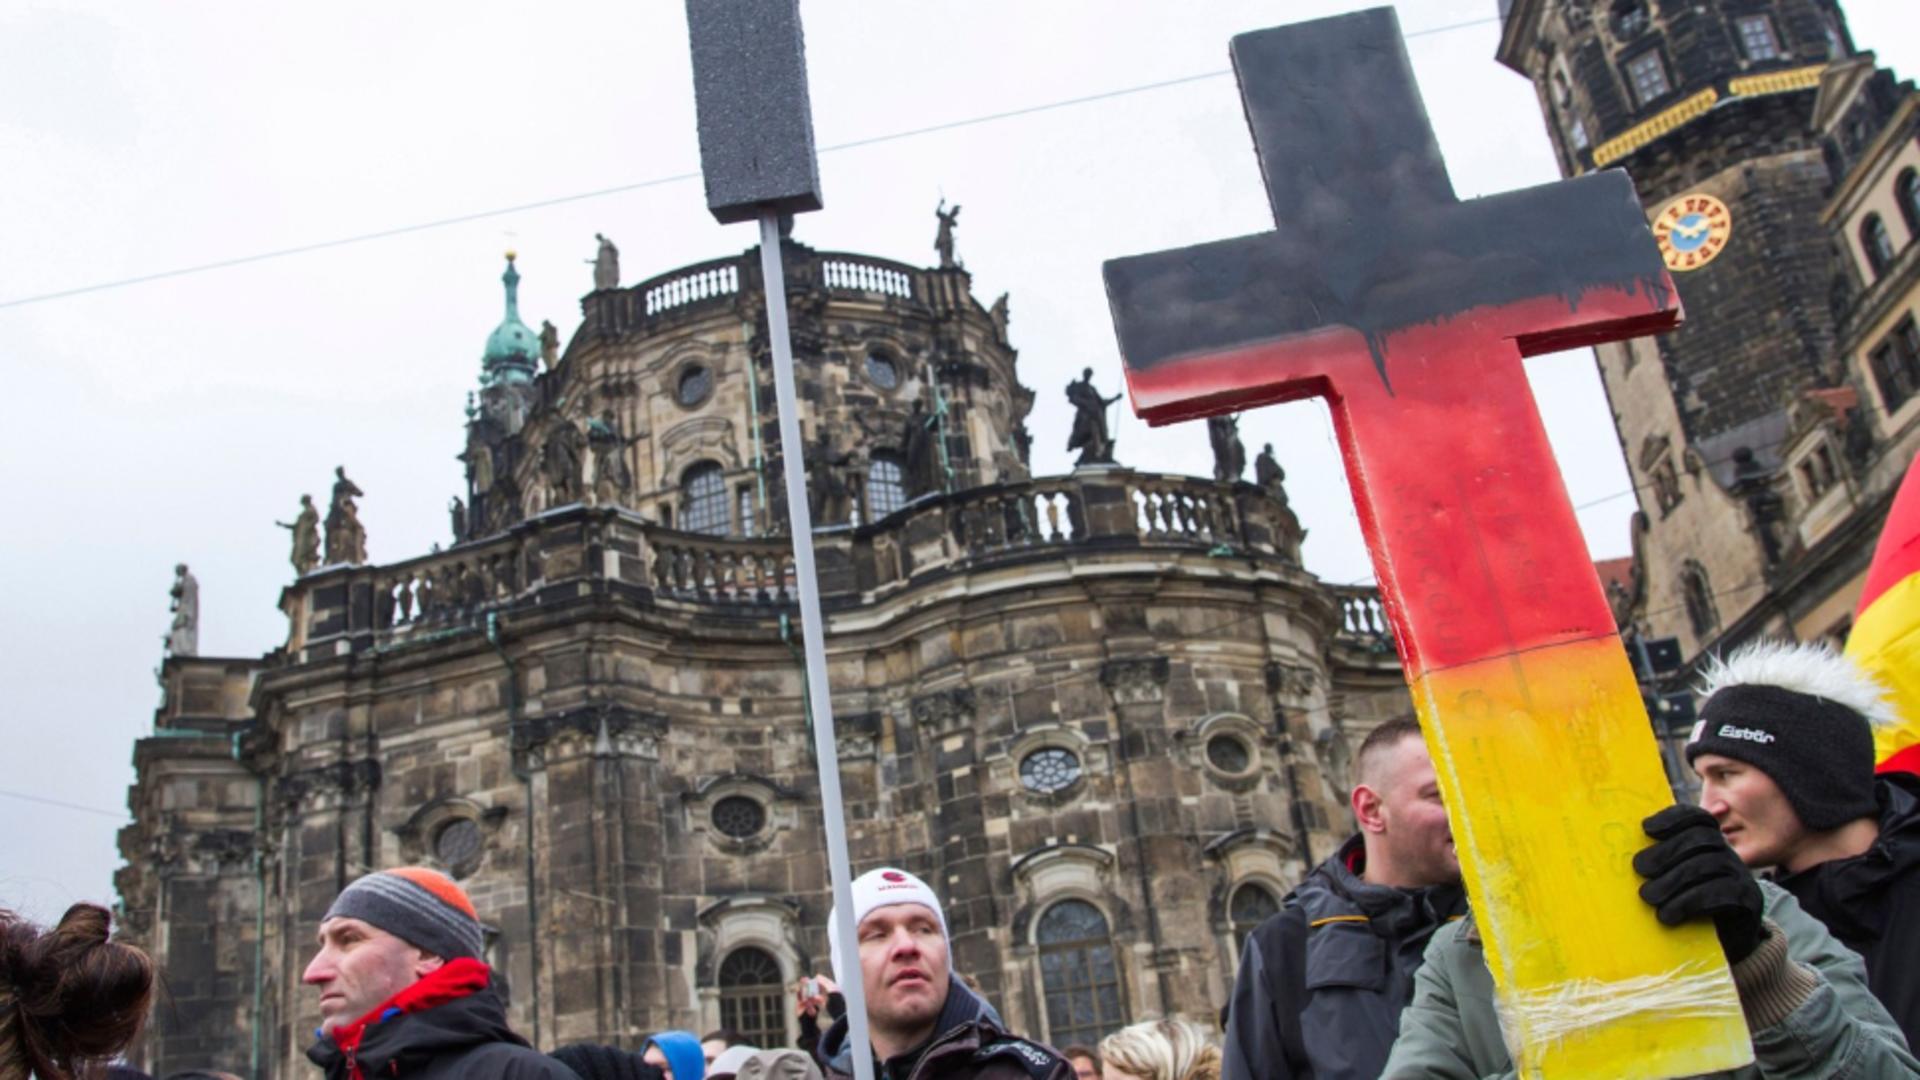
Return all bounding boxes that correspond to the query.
[1496,0,1919,697]
[116,233,1414,1075]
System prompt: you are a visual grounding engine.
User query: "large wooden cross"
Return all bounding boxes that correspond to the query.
[1104,10,1750,1076]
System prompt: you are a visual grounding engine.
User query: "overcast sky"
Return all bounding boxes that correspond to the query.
[2,1,1913,924]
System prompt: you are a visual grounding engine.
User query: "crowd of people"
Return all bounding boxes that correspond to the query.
[3,638,1916,1079]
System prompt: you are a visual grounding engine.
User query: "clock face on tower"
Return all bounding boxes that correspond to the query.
[1653,193,1733,272]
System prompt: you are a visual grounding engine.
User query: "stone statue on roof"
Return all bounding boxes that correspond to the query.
[809,428,853,525]
[543,421,584,505]
[903,397,940,499]
[988,293,1010,341]
[589,411,635,506]
[165,563,198,657]
[591,233,620,291]
[324,466,367,565]
[540,320,560,370]
[1255,443,1288,506]
[934,200,962,269]
[1066,368,1122,466]
[277,494,321,576]
[1209,414,1247,483]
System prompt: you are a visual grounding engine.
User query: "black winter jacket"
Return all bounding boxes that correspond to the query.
[307,959,577,1080]
[1223,835,1466,1080]
[1775,771,1920,1049]
[819,977,1068,1080]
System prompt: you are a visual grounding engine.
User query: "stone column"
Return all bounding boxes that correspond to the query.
[526,708,667,1045]
[910,687,1001,999]
[1099,656,1179,1020]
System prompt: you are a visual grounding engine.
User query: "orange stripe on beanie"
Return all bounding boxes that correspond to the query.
[323,866,484,960]
[385,866,479,920]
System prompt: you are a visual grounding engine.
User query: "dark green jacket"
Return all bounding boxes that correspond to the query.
[1381,882,1918,1079]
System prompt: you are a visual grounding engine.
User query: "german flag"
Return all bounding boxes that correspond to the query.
[1848,454,1920,775]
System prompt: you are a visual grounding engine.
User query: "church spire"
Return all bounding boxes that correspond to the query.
[481,252,540,386]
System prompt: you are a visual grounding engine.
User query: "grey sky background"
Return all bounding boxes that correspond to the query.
[2,1,1912,924]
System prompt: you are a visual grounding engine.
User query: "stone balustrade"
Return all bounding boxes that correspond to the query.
[286,470,1307,658]
[1330,583,1395,651]
[818,255,915,300]
[581,244,961,336]
[643,259,740,317]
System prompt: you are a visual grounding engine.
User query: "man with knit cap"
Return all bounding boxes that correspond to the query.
[303,866,576,1079]
[1686,638,1920,1045]
[816,867,1069,1080]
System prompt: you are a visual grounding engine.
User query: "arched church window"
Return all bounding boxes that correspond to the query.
[718,946,787,1049]
[1862,215,1896,278]
[1896,169,1920,239]
[1229,883,1280,956]
[1037,900,1126,1048]
[1680,561,1718,639]
[867,453,907,521]
[682,463,730,536]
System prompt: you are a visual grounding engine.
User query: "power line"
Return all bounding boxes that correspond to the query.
[0,15,1499,312]
[0,787,129,821]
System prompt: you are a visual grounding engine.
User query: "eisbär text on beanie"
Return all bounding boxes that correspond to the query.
[322,866,485,960]
[1687,683,1877,830]
[827,868,949,981]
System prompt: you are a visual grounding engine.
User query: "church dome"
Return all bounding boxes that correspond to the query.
[482,253,540,385]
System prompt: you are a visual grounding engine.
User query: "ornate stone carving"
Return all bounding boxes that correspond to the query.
[513,706,663,770]
[661,415,742,474]
[911,687,976,735]
[191,829,258,872]
[275,759,382,812]
[1265,661,1318,699]
[1100,657,1169,705]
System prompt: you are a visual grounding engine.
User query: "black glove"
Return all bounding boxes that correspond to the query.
[1632,804,1767,963]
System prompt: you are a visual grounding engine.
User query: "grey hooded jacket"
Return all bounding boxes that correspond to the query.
[1380,881,1918,1079]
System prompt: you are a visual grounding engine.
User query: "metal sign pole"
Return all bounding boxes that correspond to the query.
[683,4,869,1072]
[756,214,876,1080]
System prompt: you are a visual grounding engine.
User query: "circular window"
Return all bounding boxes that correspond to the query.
[1206,734,1253,775]
[1019,747,1083,794]
[434,819,483,876]
[865,352,900,390]
[711,795,767,840]
[677,365,713,407]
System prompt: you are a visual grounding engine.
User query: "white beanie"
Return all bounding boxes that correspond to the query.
[827,867,949,981]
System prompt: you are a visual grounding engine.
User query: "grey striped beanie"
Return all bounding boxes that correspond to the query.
[323,866,484,960]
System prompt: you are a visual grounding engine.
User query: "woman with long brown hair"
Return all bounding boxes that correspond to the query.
[0,903,154,1080]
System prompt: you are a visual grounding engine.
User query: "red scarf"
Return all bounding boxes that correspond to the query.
[326,957,491,1078]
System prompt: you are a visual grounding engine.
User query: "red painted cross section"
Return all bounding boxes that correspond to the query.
[1102,7,1681,676]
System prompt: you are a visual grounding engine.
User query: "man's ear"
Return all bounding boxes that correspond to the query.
[414,951,446,977]
[1352,783,1387,834]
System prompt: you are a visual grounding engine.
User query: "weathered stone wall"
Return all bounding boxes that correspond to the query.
[119,483,1408,1075]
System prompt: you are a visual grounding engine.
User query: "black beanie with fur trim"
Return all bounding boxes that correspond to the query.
[1685,683,1878,830]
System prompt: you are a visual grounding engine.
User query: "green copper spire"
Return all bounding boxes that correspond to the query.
[481,252,540,385]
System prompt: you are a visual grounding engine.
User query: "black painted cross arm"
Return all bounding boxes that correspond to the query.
[1105,8,1676,425]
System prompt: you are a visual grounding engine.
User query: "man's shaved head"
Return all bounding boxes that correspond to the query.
[1349,715,1458,889]
[1354,715,1424,788]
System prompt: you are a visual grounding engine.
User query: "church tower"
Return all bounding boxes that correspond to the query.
[1496,0,1904,663]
